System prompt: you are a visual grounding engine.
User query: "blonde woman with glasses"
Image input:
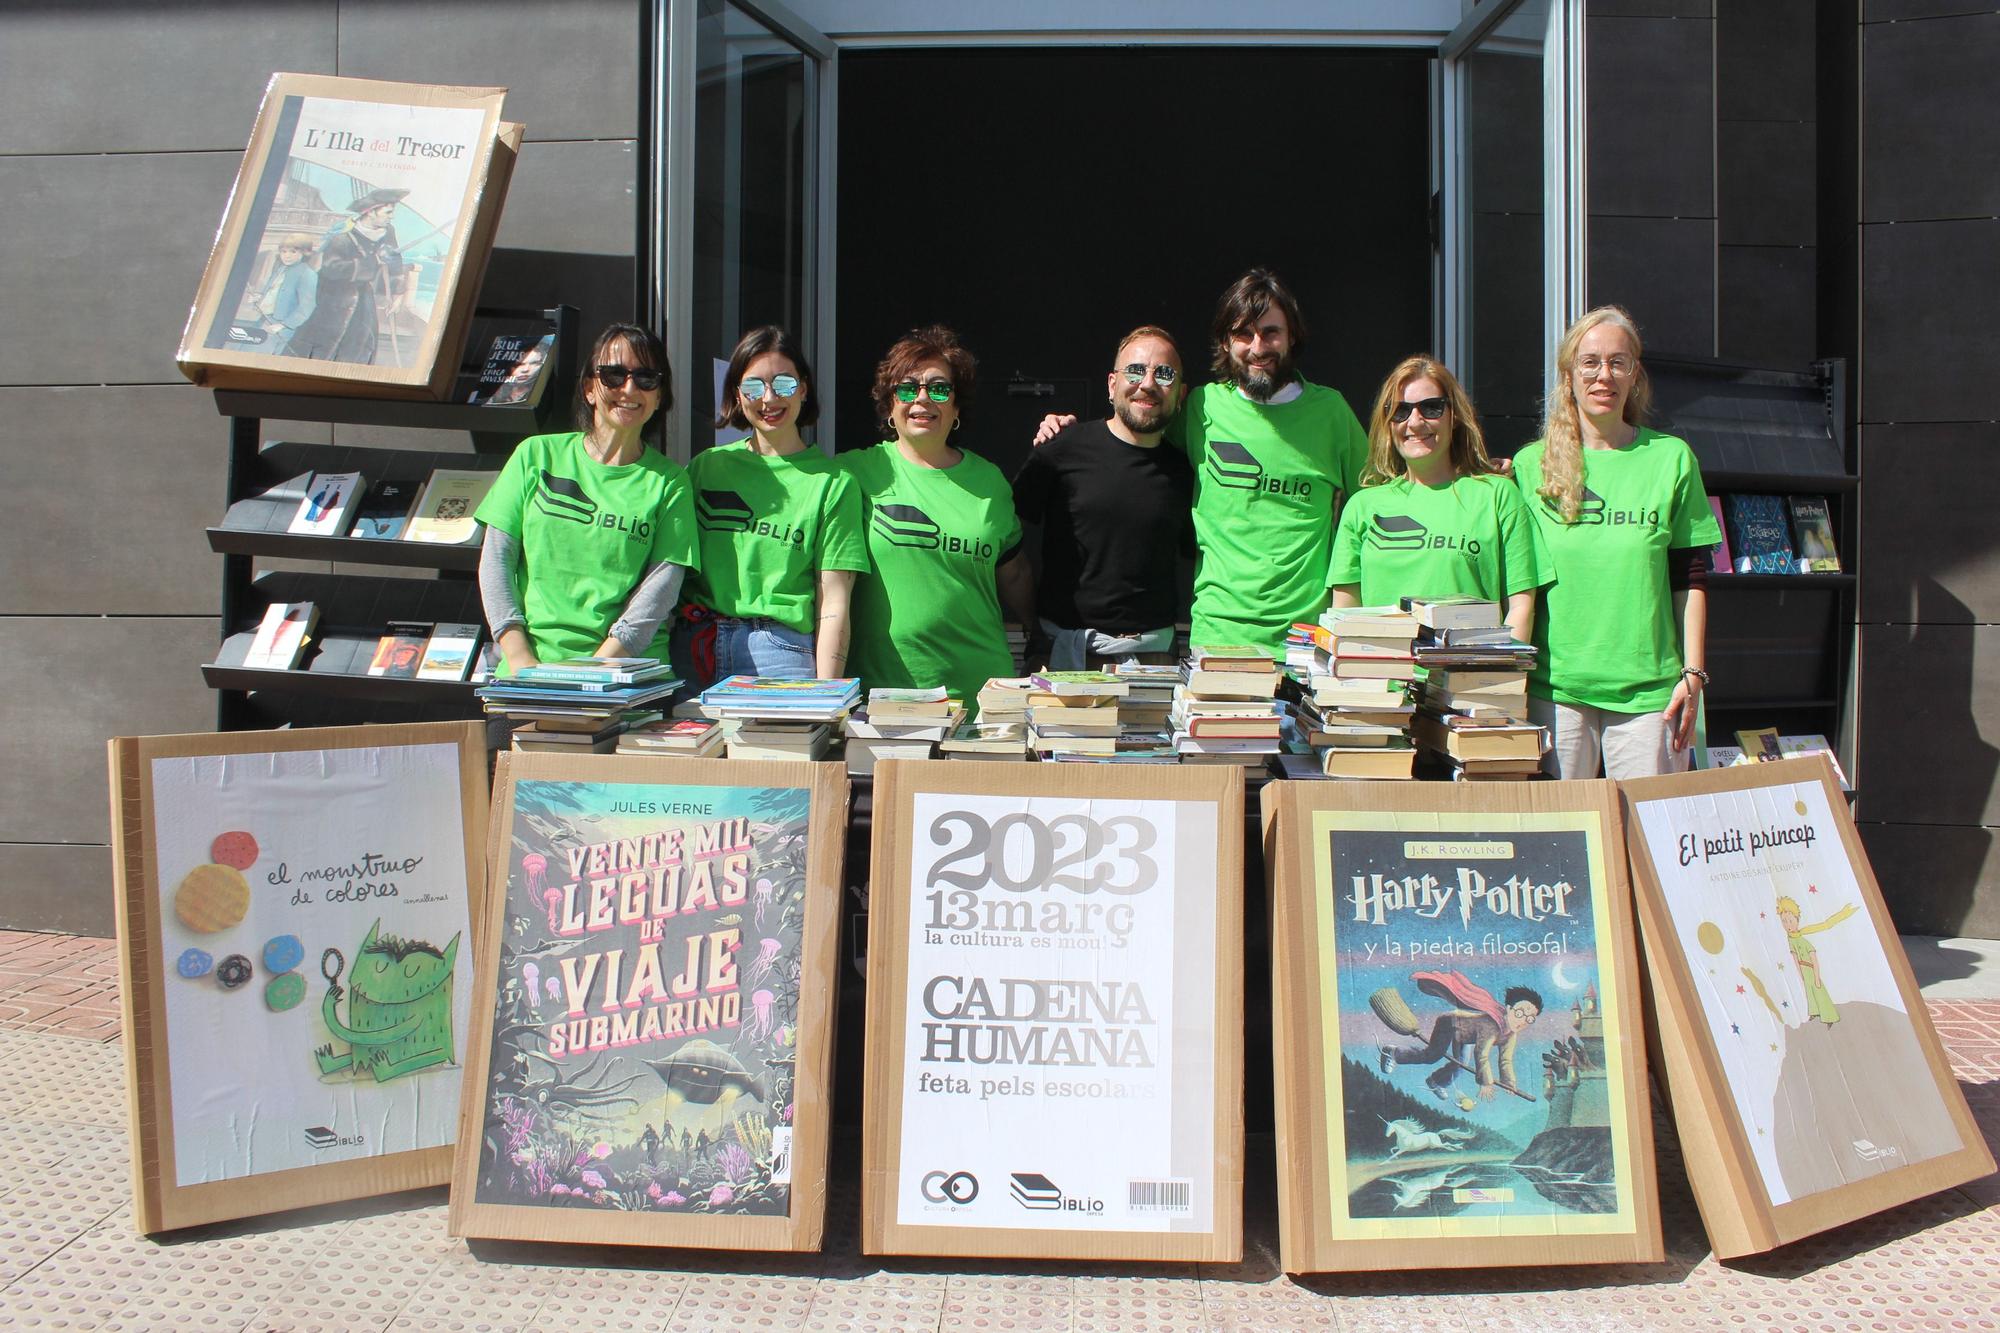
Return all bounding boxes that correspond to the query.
[1511,307,1722,779]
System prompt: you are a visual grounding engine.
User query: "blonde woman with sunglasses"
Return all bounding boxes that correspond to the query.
[839,325,1037,717]
[475,322,698,677]
[1512,307,1722,779]
[1327,355,1546,643]
[669,326,869,692]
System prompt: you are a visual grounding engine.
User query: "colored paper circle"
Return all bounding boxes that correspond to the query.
[1795,800,1809,816]
[265,971,306,1011]
[216,954,253,990]
[173,863,251,933]
[263,934,304,975]
[1696,921,1725,955]
[210,830,259,870]
[176,948,213,979]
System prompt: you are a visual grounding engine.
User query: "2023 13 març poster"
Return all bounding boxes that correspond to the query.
[862,762,1243,1263]
[1265,780,1661,1272]
[109,722,488,1233]
[1621,757,1993,1257]
[450,755,845,1251]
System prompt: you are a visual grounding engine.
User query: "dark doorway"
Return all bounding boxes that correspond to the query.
[833,46,1435,478]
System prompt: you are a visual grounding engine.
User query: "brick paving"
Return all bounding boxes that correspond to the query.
[0,929,1995,1331]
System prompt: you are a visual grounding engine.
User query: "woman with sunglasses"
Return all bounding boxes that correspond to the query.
[1513,306,1722,779]
[1327,355,1544,642]
[670,326,869,690]
[475,322,698,677]
[839,325,1037,715]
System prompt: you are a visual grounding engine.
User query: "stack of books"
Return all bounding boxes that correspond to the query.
[616,717,724,758]
[1299,610,1421,779]
[479,657,682,748]
[940,677,1034,761]
[1405,598,1547,780]
[1172,645,1283,766]
[844,687,965,776]
[696,676,860,762]
[1025,670,1134,760]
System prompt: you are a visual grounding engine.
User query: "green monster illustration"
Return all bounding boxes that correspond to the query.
[314,919,460,1081]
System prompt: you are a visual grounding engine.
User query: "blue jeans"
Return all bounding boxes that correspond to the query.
[670,615,817,700]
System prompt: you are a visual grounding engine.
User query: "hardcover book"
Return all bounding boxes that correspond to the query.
[1786,495,1841,573]
[1723,495,1797,575]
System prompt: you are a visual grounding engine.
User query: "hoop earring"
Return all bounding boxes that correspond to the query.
[951,418,962,433]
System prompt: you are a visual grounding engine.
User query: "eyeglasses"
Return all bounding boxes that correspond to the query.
[1389,397,1450,424]
[1119,363,1179,387]
[592,364,663,391]
[1575,355,1636,378]
[893,380,955,404]
[740,374,801,401]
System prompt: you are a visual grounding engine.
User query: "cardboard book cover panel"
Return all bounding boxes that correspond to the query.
[180,73,505,391]
[1625,764,1977,1213]
[887,784,1224,1242]
[1313,807,1644,1245]
[112,723,485,1230]
[467,776,812,1225]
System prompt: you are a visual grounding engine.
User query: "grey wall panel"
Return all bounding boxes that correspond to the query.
[1858,423,2000,624]
[334,0,642,143]
[1585,15,1715,219]
[1857,623,2000,827]
[1719,121,1816,247]
[1717,245,1816,370]
[0,845,115,937]
[1862,12,2000,224]
[1586,216,1716,358]
[1856,822,2000,939]
[0,2,336,157]
[0,152,244,388]
[1588,1,1712,16]
[1860,219,2000,424]
[1716,0,1816,123]
[1863,2,1996,22]
[0,618,218,846]
[0,386,223,615]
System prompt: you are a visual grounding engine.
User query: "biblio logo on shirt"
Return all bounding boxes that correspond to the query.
[698,488,808,547]
[872,502,994,559]
[1206,440,1312,498]
[1544,485,1659,529]
[1365,512,1482,556]
[532,469,652,541]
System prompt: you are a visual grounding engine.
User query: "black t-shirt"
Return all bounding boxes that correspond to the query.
[1012,418,1194,631]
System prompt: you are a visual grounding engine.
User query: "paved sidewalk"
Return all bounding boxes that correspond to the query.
[1,928,1996,1331]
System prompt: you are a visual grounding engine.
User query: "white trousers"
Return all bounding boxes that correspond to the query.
[1530,696,1689,781]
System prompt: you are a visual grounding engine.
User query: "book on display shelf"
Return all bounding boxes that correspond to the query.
[1786,495,1841,573]
[349,476,420,540]
[1723,494,1797,574]
[468,641,500,684]
[467,331,555,407]
[402,469,497,545]
[414,622,481,681]
[286,470,363,536]
[1705,733,1849,789]
[1706,496,1734,574]
[366,622,432,678]
[243,600,319,670]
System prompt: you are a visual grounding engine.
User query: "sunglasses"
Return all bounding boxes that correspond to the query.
[893,380,955,404]
[592,364,663,391]
[1119,363,1179,387]
[1389,397,1449,424]
[740,374,801,401]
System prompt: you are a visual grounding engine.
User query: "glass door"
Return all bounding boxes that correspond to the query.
[655,0,835,460]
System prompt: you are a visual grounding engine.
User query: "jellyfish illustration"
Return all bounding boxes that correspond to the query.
[746,937,784,987]
[753,876,776,928]
[522,853,561,932]
[545,975,562,1003]
[522,961,542,1014]
[746,989,776,1040]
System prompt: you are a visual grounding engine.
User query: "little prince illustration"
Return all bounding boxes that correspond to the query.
[1776,895,1857,1025]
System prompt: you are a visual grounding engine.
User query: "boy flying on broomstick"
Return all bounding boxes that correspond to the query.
[1375,969,1541,1104]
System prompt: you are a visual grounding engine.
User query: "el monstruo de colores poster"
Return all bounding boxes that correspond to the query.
[1631,778,1962,1202]
[472,782,807,1217]
[149,743,473,1184]
[203,88,491,365]
[1313,810,1639,1238]
[896,793,1218,1232]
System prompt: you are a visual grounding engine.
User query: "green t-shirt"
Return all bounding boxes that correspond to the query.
[839,441,1023,712]
[681,441,870,634]
[1512,429,1722,711]
[1176,378,1368,656]
[474,432,699,670]
[1328,472,1548,608]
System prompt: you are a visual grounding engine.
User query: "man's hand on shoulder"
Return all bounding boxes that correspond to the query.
[1032,413,1078,447]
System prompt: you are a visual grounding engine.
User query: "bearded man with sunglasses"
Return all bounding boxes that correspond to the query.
[1012,326,1194,671]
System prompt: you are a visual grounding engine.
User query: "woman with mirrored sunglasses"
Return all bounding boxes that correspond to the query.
[1512,306,1722,779]
[668,326,870,692]
[838,325,1037,717]
[475,322,699,678]
[1326,355,1546,644]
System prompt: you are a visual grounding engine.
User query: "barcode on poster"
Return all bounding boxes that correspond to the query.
[1127,1178,1192,1213]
